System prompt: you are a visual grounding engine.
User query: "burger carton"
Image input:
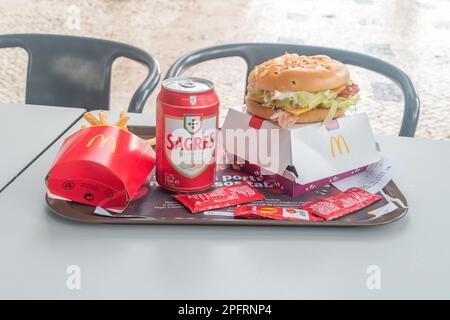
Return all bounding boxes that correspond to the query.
[221,108,381,196]
[46,125,155,211]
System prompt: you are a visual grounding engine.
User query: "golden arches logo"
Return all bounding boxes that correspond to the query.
[86,134,117,153]
[330,134,350,158]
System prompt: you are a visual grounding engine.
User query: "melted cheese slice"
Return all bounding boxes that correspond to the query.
[286,107,310,115]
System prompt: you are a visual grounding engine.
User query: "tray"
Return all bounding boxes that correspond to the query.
[46,125,408,227]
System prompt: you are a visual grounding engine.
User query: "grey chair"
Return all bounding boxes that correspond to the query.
[0,33,160,112]
[165,43,419,137]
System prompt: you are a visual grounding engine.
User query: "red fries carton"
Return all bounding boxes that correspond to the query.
[46,125,155,211]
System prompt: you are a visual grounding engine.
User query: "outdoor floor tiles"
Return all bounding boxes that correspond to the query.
[0,0,449,139]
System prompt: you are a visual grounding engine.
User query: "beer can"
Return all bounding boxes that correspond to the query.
[156,77,219,192]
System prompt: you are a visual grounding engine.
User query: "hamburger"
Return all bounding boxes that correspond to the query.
[246,53,360,127]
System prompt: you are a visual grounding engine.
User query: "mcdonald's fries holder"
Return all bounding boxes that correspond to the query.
[45,125,156,211]
[221,109,382,196]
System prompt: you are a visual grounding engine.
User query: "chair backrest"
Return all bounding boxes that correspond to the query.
[165,43,420,137]
[0,33,160,112]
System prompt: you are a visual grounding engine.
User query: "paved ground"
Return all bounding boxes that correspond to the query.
[0,0,449,139]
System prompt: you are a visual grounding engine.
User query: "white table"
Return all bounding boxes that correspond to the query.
[0,103,85,192]
[0,111,449,299]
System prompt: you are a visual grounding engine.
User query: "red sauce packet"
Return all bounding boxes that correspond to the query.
[234,205,323,221]
[299,187,383,221]
[174,182,265,213]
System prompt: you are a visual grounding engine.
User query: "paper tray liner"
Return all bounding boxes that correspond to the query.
[46,125,408,227]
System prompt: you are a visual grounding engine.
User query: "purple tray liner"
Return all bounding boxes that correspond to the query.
[235,156,368,196]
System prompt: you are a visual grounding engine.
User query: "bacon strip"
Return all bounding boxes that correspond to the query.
[270,110,298,129]
[337,83,359,98]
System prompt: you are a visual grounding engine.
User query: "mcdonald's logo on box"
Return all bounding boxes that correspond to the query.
[330,134,350,158]
[46,125,155,211]
[86,134,118,153]
[222,109,381,196]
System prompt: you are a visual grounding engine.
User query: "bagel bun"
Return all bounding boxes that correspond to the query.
[248,53,350,92]
[246,98,345,124]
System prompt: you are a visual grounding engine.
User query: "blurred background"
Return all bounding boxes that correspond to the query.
[0,0,449,139]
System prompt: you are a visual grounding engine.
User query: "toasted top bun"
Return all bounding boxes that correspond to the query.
[248,53,350,92]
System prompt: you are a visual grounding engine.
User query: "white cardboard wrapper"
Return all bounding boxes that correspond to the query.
[221,108,382,195]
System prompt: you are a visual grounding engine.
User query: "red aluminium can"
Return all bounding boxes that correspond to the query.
[156,77,219,192]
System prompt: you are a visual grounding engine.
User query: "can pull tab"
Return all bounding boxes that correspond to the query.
[180,80,195,89]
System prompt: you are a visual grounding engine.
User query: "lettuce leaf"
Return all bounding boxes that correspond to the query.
[251,83,360,111]
[295,91,329,108]
[335,96,360,109]
[272,90,358,110]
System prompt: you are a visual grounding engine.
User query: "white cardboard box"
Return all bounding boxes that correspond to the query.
[221,108,381,195]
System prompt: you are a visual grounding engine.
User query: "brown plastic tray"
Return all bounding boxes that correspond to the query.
[46,125,408,227]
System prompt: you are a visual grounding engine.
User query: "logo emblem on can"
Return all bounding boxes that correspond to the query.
[184,115,202,134]
[156,77,219,192]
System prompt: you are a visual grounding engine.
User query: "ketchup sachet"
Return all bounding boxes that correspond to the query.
[234,205,323,221]
[299,187,383,221]
[174,182,265,213]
